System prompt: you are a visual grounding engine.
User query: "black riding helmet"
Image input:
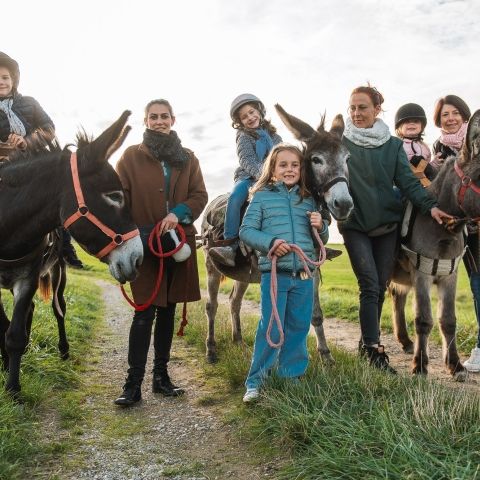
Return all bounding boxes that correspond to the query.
[0,52,20,93]
[395,103,427,129]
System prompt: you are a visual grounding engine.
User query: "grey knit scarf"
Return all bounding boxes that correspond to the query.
[343,117,391,148]
[0,97,26,137]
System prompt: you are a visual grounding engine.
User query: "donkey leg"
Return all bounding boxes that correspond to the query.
[437,274,466,381]
[230,280,248,344]
[412,274,434,375]
[311,269,334,364]
[5,281,37,394]
[0,292,10,371]
[390,282,414,353]
[205,253,221,363]
[51,262,69,360]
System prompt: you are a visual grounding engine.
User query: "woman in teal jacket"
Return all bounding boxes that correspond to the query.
[338,84,451,374]
[239,143,328,403]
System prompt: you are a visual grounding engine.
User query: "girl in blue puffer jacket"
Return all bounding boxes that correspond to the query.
[239,143,329,403]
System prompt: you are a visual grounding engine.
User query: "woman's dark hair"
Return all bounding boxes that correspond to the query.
[350,84,384,107]
[144,99,174,119]
[232,102,277,138]
[433,95,471,127]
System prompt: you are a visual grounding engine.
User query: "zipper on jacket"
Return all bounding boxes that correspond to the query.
[286,187,298,274]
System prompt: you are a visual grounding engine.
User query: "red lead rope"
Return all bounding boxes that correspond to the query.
[266,228,327,349]
[120,223,189,336]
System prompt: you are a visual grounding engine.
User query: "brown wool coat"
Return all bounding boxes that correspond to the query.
[116,143,208,307]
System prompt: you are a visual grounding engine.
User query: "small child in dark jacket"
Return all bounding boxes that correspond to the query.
[0,51,83,268]
[209,93,282,267]
[239,144,329,403]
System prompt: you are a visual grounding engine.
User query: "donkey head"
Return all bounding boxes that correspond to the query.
[448,110,480,221]
[275,104,353,220]
[62,111,143,283]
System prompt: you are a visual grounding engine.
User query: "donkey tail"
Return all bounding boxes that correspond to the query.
[38,273,52,301]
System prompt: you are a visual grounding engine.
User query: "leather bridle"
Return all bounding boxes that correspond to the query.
[63,152,139,258]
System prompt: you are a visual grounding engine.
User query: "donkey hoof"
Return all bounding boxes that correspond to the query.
[60,351,70,361]
[402,343,414,354]
[206,353,218,364]
[453,369,467,382]
[412,366,428,376]
[319,351,335,366]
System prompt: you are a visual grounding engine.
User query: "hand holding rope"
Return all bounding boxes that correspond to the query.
[266,227,327,349]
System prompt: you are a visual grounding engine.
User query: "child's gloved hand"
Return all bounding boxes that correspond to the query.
[307,211,323,230]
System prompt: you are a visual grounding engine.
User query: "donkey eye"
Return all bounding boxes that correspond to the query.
[103,191,124,206]
[311,155,325,166]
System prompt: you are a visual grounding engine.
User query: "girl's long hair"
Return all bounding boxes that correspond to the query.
[250,143,310,199]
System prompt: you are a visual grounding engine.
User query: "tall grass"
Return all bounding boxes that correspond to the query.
[0,264,104,480]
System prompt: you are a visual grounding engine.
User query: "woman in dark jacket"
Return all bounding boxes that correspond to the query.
[114,98,208,406]
[339,84,451,373]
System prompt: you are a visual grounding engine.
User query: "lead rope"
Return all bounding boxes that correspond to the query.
[266,228,327,348]
[120,224,189,336]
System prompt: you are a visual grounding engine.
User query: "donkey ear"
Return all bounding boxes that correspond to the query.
[466,109,480,158]
[275,104,316,142]
[330,114,345,139]
[89,110,132,162]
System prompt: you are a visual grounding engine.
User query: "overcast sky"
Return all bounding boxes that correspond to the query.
[5,0,479,241]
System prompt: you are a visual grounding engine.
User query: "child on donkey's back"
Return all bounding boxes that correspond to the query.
[394,103,436,186]
[209,93,282,267]
[239,143,329,403]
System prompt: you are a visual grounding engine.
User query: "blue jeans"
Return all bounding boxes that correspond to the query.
[245,272,313,389]
[224,178,253,240]
[342,228,398,346]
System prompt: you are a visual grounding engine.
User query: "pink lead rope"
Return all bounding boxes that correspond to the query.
[266,228,327,349]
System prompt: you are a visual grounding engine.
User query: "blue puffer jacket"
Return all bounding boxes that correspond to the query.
[0,94,54,142]
[239,182,329,273]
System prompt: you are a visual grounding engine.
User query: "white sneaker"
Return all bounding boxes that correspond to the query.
[464,347,480,372]
[243,388,260,403]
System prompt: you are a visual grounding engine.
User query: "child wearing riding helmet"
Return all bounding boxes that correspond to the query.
[432,94,480,372]
[209,93,282,267]
[239,143,329,403]
[0,51,84,269]
[395,103,436,186]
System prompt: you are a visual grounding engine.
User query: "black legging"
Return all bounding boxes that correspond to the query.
[342,228,398,346]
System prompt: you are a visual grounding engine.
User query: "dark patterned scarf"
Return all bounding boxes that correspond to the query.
[143,129,189,169]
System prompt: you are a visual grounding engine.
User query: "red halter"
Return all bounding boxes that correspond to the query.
[454,160,480,209]
[63,152,139,259]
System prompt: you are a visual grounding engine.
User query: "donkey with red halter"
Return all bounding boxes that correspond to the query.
[391,109,480,380]
[202,104,353,363]
[0,111,143,395]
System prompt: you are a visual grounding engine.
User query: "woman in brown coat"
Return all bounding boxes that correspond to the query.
[114,99,208,406]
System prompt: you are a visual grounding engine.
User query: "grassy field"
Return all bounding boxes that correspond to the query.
[1,243,478,479]
[0,265,104,480]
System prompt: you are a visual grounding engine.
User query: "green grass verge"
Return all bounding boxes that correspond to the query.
[0,257,105,480]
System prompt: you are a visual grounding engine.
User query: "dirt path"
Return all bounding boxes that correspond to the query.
[51,280,275,480]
